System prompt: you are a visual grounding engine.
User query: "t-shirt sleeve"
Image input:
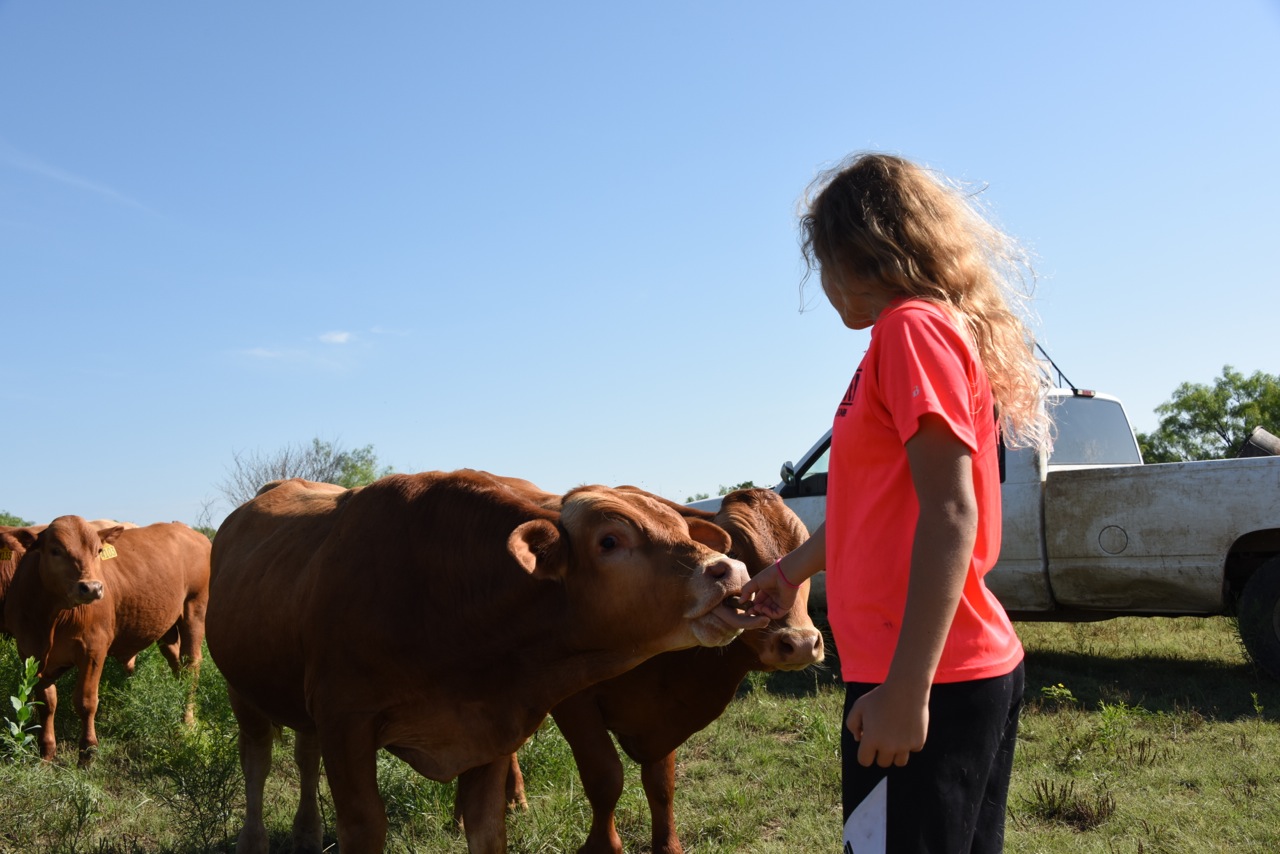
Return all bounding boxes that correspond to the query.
[873,306,981,452]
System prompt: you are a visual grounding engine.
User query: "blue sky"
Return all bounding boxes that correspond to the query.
[3,1,1277,528]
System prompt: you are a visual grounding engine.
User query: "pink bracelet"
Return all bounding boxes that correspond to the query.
[775,558,800,589]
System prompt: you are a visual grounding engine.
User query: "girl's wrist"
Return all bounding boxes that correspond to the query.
[775,557,801,589]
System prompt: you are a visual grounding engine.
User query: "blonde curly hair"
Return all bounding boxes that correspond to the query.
[800,152,1050,449]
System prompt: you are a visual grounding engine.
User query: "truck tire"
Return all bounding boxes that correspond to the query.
[1237,558,1280,680]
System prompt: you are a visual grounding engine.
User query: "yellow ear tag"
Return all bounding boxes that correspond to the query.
[0,548,12,562]
[100,544,118,560]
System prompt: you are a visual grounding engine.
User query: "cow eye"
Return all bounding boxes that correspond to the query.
[599,535,619,552]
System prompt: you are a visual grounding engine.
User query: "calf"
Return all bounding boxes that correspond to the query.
[460,487,824,853]
[205,471,765,854]
[3,516,211,765]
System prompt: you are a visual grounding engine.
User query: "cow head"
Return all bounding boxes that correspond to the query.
[33,516,125,609]
[511,485,766,654]
[714,489,825,671]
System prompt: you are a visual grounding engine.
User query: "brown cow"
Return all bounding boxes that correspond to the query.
[0,525,44,636]
[205,470,766,854]
[3,516,211,766]
[459,487,825,853]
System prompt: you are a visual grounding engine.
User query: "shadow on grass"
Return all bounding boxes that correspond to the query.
[1023,648,1280,720]
[744,612,1280,721]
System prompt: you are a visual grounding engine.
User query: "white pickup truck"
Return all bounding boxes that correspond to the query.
[689,388,1280,678]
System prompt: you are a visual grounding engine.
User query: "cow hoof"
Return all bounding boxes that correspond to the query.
[236,824,270,854]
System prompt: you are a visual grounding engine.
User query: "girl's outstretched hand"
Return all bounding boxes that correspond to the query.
[738,560,796,620]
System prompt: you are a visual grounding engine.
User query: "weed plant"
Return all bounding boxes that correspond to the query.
[2,655,40,761]
[2,614,1278,852]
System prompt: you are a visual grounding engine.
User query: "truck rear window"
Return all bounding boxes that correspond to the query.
[1048,396,1142,465]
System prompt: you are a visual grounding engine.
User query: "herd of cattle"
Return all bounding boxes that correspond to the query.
[0,469,826,854]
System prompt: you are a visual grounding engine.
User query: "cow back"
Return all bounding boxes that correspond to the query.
[207,473,565,731]
[100,522,211,654]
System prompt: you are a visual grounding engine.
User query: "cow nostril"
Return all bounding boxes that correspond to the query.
[779,631,823,662]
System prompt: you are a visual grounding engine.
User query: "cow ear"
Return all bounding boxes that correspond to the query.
[685,518,732,554]
[98,526,125,545]
[9,529,39,549]
[508,519,567,579]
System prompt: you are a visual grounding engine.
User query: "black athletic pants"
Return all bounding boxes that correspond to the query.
[841,660,1024,853]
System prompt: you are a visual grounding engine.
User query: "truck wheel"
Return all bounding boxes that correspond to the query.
[1237,559,1280,681]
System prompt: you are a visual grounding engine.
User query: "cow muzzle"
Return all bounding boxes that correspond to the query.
[72,580,105,605]
[689,556,770,646]
[754,624,825,671]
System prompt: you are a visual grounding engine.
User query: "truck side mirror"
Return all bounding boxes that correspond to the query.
[780,461,797,485]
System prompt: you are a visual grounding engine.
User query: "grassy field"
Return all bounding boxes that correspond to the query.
[2,613,1278,852]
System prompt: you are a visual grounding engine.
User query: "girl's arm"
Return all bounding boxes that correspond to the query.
[846,413,978,767]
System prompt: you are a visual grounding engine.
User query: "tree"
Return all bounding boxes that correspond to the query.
[218,439,393,509]
[0,511,32,527]
[684,482,759,503]
[1136,366,1280,463]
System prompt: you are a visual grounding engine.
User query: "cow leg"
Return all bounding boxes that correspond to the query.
[456,758,510,854]
[455,752,527,829]
[318,724,387,853]
[152,624,199,727]
[554,701,625,854]
[179,591,207,671]
[72,655,107,767]
[178,597,206,725]
[641,752,684,854]
[507,752,528,811]
[291,728,324,854]
[34,679,59,762]
[156,623,184,675]
[228,688,274,854]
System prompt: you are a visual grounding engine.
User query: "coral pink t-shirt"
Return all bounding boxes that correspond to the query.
[826,299,1023,684]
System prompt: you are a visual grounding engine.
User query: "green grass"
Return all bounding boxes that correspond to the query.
[2,614,1278,852]
[1008,617,1280,854]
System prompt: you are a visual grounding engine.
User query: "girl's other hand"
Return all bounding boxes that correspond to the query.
[846,681,930,768]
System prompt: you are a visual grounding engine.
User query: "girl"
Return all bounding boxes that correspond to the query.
[741,153,1050,852]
